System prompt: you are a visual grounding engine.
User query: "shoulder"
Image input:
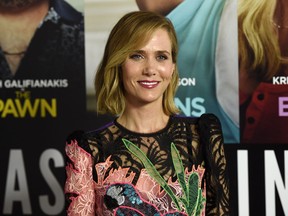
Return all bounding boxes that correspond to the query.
[171,114,198,125]
[172,113,220,127]
[66,121,116,152]
[171,114,223,142]
[198,113,221,128]
[197,113,224,145]
[52,0,84,25]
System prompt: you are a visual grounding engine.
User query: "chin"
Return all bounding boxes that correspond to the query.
[0,0,42,9]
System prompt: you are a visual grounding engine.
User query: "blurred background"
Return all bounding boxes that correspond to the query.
[84,0,139,111]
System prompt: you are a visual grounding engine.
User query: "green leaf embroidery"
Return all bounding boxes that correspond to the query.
[171,143,188,197]
[171,143,205,216]
[122,138,205,216]
[122,138,181,210]
[188,173,199,215]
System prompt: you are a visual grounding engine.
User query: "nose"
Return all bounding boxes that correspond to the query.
[143,59,156,76]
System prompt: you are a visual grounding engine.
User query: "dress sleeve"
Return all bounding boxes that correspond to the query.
[198,114,230,215]
[64,131,95,216]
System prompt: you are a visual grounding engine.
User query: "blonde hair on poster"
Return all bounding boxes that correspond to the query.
[238,0,287,81]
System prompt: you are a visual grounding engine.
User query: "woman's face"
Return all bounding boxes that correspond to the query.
[121,28,175,107]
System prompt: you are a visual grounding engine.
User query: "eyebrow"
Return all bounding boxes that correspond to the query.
[132,50,172,55]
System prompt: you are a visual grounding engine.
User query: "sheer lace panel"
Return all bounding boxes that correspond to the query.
[66,114,230,215]
[86,116,203,184]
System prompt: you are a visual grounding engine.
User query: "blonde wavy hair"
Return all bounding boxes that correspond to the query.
[95,11,179,115]
[238,0,287,81]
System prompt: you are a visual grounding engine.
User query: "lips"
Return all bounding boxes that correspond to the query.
[138,81,160,89]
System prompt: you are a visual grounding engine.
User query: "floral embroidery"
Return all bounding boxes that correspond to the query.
[65,140,206,216]
[122,139,206,216]
[65,140,95,216]
[105,183,187,216]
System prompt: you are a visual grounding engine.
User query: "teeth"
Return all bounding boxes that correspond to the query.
[141,82,157,85]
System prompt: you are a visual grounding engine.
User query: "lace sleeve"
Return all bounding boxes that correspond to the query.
[64,131,96,216]
[198,114,230,215]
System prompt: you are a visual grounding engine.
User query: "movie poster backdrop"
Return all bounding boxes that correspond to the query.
[0,0,111,215]
[0,0,287,215]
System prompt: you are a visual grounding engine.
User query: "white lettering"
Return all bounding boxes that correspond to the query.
[238,150,250,216]
[178,78,196,86]
[265,150,288,216]
[3,150,32,214]
[2,79,69,89]
[272,76,288,85]
[39,149,65,214]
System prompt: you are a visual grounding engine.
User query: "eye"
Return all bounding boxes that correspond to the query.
[157,55,168,61]
[129,53,143,60]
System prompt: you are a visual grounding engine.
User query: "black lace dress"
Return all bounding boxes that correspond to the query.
[65,114,229,216]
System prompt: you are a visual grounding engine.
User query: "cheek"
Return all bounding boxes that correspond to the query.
[121,67,137,90]
[162,64,175,80]
[121,62,132,80]
[122,64,137,81]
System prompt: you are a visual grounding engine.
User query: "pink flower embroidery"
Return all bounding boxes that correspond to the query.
[65,140,206,216]
[65,140,95,216]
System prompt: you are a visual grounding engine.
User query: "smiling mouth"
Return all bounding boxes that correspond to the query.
[138,81,160,89]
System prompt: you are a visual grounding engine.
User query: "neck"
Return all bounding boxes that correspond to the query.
[0,0,49,43]
[0,0,49,15]
[0,0,49,74]
[118,105,170,134]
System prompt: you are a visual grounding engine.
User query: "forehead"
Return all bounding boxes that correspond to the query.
[135,28,172,49]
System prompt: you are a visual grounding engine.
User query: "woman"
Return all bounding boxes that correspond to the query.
[65,11,229,215]
[238,0,288,143]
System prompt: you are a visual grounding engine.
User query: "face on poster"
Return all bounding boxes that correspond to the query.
[0,0,85,118]
[238,0,288,144]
